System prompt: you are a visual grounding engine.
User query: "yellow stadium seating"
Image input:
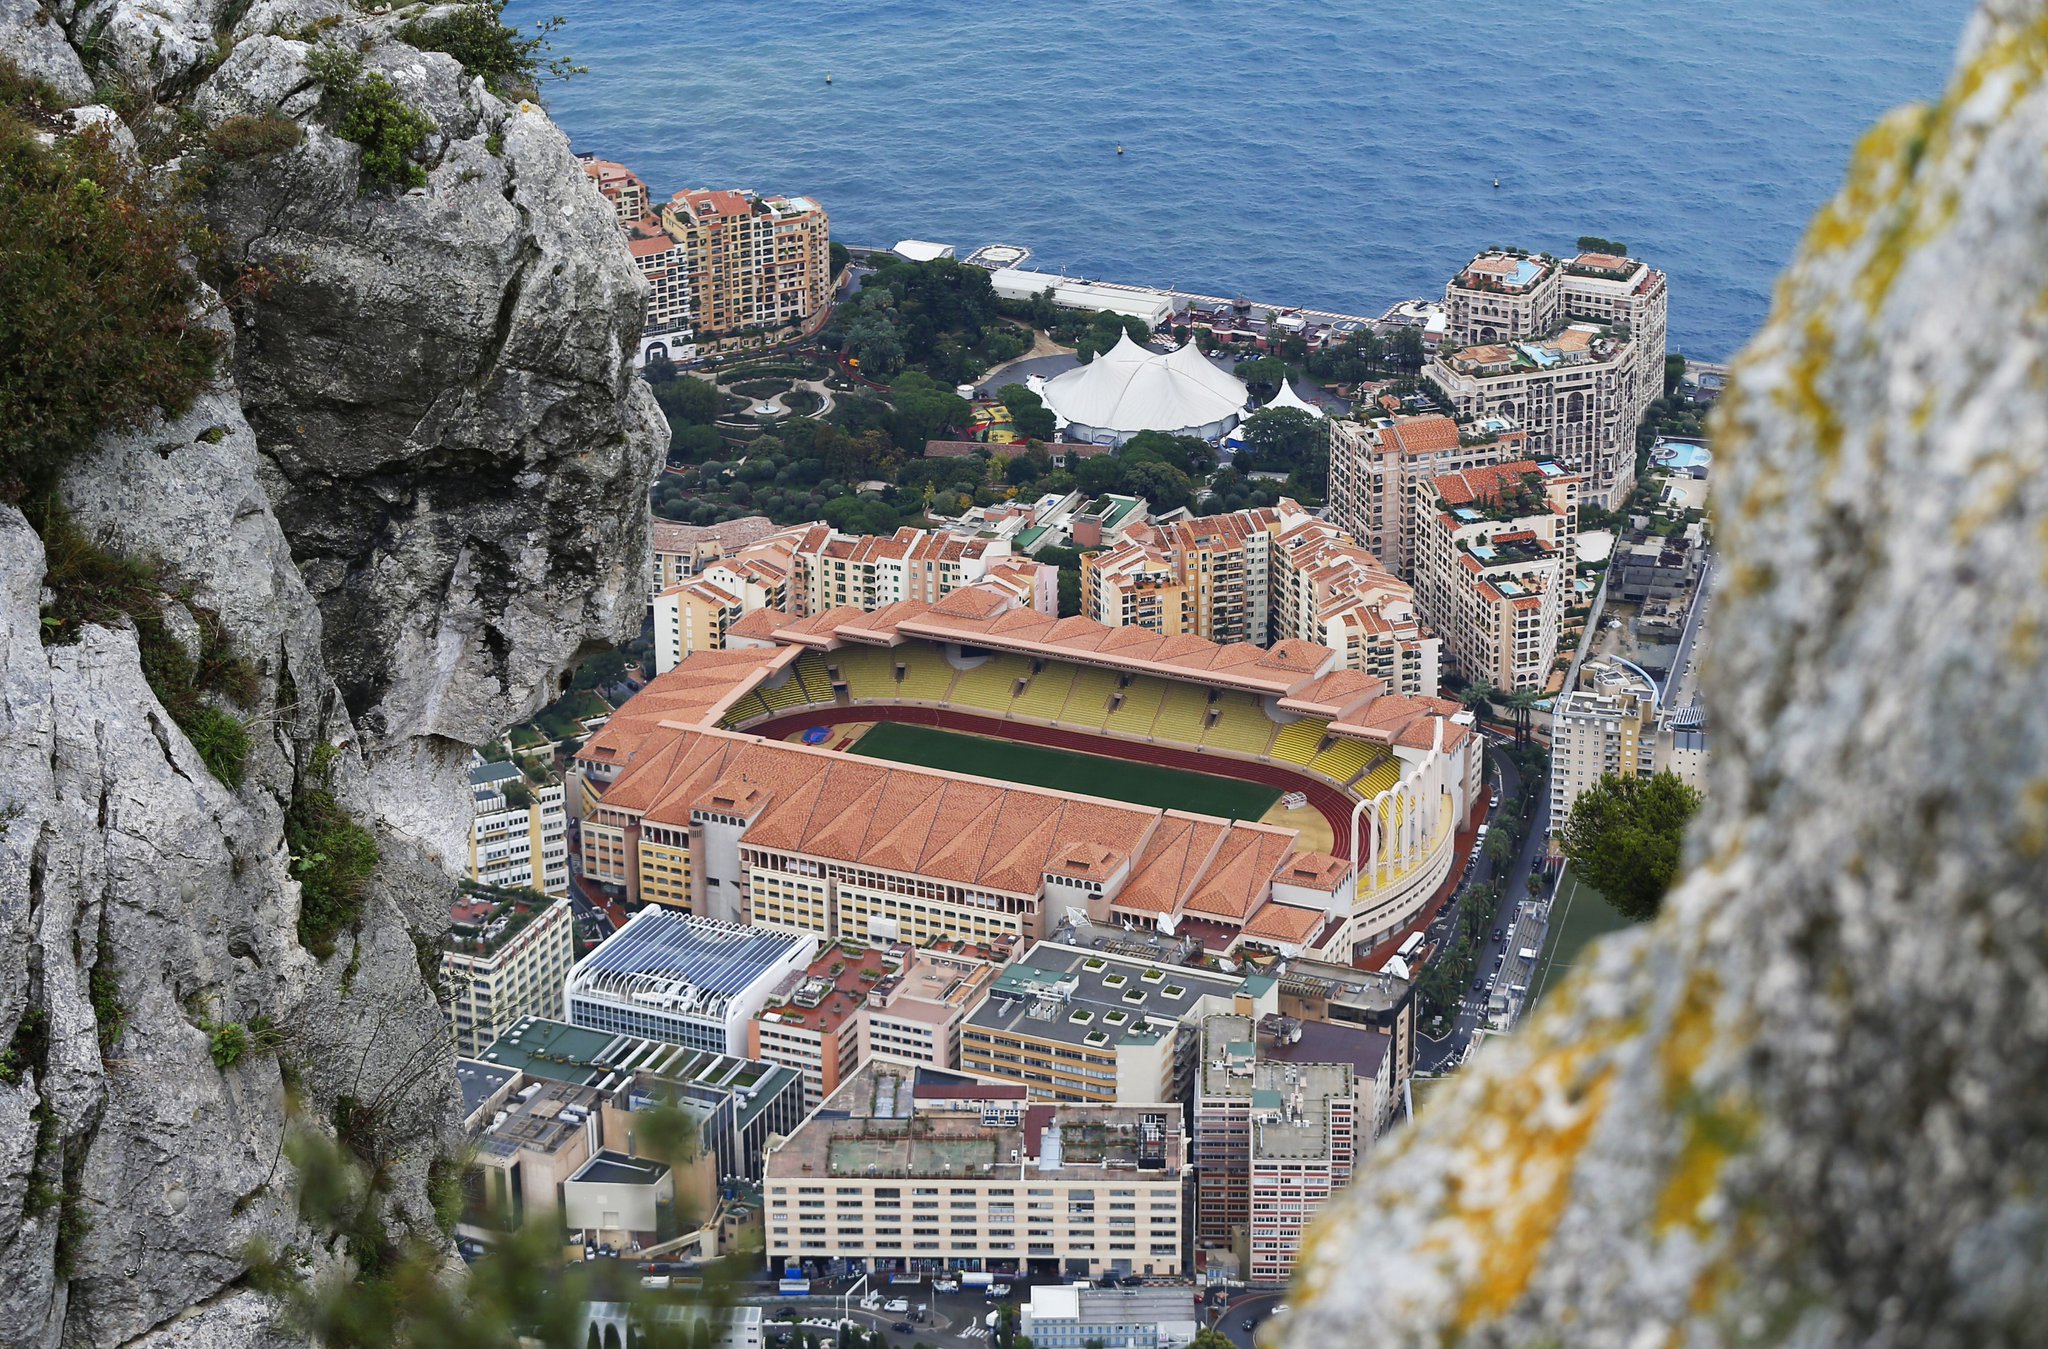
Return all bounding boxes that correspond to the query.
[1270,717,1329,768]
[831,646,898,702]
[718,689,773,728]
[792,651,832,703]
[1356,757,1403,798]
[1102,678,1166,736]
[1309,736,1378,784]
[1201,692,1278,756]
[893,647,957,701]
[1011,665,1076,720]
[1151,683,1213,747]
[950,655,1030,714]
[1059,668,1121,729]
[756,676,809,714]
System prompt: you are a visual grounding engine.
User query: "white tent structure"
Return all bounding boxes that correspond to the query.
[1041,336,1249,446]
[1262,379,1328,419]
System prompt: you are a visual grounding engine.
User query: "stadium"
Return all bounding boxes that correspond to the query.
[574,587,1483,968]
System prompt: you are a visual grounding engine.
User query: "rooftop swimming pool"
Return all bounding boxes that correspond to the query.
[1508,258,1544,289]
[1656,441,1713,470]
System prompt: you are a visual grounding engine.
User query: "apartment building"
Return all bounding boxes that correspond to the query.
[466,761,568,896]
[580,157,830,360]
[751,942,895,1110]
[864,942,1008,1073]
[1429,249,1667,508]
[1078,502,1438,691]
[1273,958,1416,1121]
[1324,413,1530,579]
[1193,1013,1380,1285]
[1548,658,1708,857]
[749,941,1008,1110]
[474,1015,807,1187]
[650,522,1052,673]
[762,1062,1188,1279]
[1268,518,1440,697]
[660,188,830,340]
[649,515,782,607]
[565,908,819,1056]
[958,942,1274,1105]
[441,891,576,1058]
[1413,460,1580,691]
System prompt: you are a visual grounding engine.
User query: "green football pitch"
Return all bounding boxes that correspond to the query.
[1528,864,1630,1008]
[849,722,1281,821]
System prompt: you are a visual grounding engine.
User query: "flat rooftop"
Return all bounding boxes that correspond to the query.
[771,1065,1183,1182]
[570,1150,672,1188]
[455,1058,517,1123]
[568,909,811,1008]
[1200,1015,1357,1163]
[1275,957,1409,1013]
[481,1016,801,1131]
[966,941,1245,1052]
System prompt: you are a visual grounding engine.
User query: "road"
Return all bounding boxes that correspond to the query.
[1414,743,1552,1074]
[748,1277,1213,1348]
[1662,552,1714,710]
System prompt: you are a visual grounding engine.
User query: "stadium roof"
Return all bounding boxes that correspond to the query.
[1041,337,1248,437]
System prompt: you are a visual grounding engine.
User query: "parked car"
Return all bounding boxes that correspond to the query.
[774,1307,799,1320]
[883,1299,909,1314]
[988,1283,1012,1299]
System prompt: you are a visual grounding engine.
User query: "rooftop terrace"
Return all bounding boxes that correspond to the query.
[965,941,1244,1051]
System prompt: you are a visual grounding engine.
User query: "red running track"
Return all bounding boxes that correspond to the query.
[744,704,1365,862]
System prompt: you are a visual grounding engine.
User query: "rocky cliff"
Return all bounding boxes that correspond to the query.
[1285,4,2048,1347]
[0,3,662,1344]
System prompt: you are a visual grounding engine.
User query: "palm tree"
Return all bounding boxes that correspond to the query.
[1500,688,1542,749]
[1460,682,1499,733]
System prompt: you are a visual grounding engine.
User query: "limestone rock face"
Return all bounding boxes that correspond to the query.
[1285,7,2048,1349]
[0,4,660,1345]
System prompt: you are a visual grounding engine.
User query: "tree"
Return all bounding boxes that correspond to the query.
[1121,460,1195,514]
[1236,355,1287,398]
[1577,234,1628,255]
[1388,325,1426,372]
[1558,771,1703,922]
[1238,406,1318,471]
[999,383,1058,442]
[1191,1329,1237,1349]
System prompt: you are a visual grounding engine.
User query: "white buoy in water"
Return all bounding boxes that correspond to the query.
[825,73,833,84]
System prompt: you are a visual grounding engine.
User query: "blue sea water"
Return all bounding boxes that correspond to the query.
[505,0,1976,360]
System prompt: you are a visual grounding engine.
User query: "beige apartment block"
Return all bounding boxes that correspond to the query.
[1430,249,1668,509]
[1079,502,1437,690]
[649,516,782,606]
[762,1063,1187,1279]
[580,157,830,358]
[1548,657,1709,856]
[1194,1013,1378,1285]
[1268,518,1440,697]
[467,761,568,896]
[1325,413,1530,580]
[651,522,1050,673]
[958,943,1275,1105]
[1413,460,1581,692]
[441,892,576,1058]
